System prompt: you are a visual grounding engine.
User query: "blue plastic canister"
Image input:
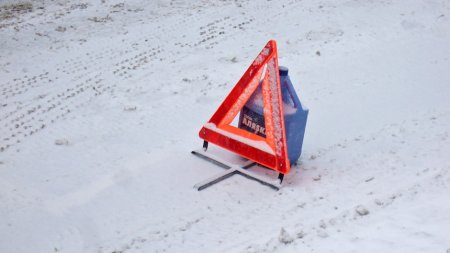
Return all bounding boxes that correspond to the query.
[238,66,308,164]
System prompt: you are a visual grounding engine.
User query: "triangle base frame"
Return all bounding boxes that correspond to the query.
[192,142,283,191]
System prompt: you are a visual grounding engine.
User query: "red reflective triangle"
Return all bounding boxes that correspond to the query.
[198,40,290,174]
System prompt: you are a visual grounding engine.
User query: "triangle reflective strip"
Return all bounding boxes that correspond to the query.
[198,40,290,174]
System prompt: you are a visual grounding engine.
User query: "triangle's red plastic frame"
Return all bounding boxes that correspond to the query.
[198,40,290,174]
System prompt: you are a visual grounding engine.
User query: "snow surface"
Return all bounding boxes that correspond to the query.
[1,0,450,252]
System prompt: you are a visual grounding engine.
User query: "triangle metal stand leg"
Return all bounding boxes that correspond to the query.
[278,173,284,183]
[192,148,282,191]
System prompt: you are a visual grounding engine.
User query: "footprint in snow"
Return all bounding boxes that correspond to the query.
[355,205,369,216]
[279,227,294,244]
[54,139,69,146]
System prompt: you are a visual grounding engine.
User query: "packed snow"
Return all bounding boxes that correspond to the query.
[1,0,449,252]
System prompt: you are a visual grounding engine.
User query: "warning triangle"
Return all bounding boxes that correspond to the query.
[198,40,291,174]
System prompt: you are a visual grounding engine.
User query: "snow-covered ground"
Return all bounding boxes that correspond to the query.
[1,0,449,252]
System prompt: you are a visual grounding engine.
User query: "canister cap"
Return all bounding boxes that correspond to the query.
[279,66,289,76]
